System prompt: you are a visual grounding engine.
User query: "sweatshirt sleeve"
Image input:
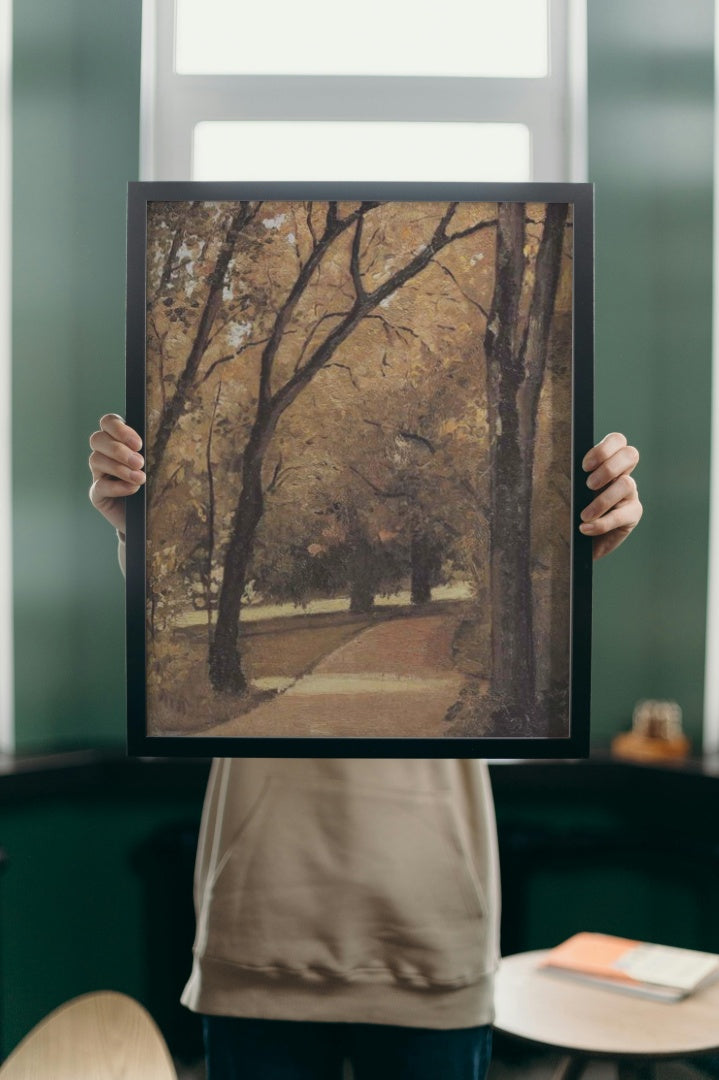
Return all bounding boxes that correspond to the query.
[117,530,126,577]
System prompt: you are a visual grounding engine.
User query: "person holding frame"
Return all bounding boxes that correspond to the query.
[89,417,641,1080]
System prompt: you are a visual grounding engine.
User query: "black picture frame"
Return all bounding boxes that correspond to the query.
[126,181,593,758]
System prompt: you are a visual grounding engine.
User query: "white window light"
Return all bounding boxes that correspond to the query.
[175,0,549,79]
[192,120,531,182]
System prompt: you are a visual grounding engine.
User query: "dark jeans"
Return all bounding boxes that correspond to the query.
[203,1015,493,1080]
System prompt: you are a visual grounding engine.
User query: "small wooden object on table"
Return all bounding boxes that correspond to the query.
[611,700,690,762]
[494,949,719,1080]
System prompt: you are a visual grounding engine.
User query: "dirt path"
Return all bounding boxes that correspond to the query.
[201,611,466,739]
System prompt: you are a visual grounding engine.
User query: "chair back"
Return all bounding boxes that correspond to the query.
[0,991,178,1079]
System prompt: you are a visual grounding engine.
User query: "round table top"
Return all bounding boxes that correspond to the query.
[494,949,719,1059]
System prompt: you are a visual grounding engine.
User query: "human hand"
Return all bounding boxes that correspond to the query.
[580,432,642,560]
[88,414,145,536]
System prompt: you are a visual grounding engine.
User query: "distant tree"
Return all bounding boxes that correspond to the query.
[246,319,486,618]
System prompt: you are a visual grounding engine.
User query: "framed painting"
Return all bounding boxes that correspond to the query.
[126,181,593,757]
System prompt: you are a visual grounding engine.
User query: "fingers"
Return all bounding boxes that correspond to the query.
[97,414,143,452]
[583,433,639,491]
[580,432,642,560]
[89,417,145,488]
[581,432,629,472]
[580,474,638,526]
[88,415,145,532]
[88,442,145,485]
[579,495,643,539]
[581,491,643,560]
[587,501,644,561]
[89,475,144,507]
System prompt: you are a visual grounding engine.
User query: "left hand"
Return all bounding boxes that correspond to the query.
[580,432,643,560]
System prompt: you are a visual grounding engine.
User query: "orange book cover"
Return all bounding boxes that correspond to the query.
[541,933,641,985]
[541,933,719,1001]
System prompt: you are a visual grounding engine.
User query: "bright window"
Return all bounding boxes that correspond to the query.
[193,121,531,182]
[175,0,549,78]
[142,0,586,183]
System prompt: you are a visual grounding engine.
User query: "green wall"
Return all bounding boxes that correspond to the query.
[588,0,714,748]
[0,778,206,1058]
[10,1,715,751]
[12,0,142,751]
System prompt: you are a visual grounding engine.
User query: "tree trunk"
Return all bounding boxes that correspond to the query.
[483,202,568,721]
[484,202,534,715]
[348,516,375,614]
[349,578,375,614]
[518,205,570,726]
[410,532,436,605]
[205,381,221,634]
[208,422,273,693]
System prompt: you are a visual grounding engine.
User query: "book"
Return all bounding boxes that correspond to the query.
[539,932,719,1002]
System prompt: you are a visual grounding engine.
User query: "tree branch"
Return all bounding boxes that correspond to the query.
[305,202,318,248]
[432,259,490,320]
[445,216,497,244]
[152,201,208,302]
[265,452,283,495]
[338,200,381,227]
[326,363,362,392]
[361,225,383,274]
[199,335,273,384]
[272,204,498,415]
[257,202,379,405]
[294,311,347,373]
[364,313,424,345]
[434,202,459,241]
[290,208,304,271]
[350,214,367,302]
[265,462,311,495]
[148,314,170,411]
[154,463,183,504]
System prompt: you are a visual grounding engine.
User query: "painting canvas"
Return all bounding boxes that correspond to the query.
[126,182,593,757]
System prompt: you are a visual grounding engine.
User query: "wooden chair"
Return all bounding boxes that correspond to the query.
[0,991,178,1079]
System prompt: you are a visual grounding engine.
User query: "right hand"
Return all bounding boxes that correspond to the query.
[88,414,145,536]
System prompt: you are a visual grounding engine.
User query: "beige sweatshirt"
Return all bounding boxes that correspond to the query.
[120,536,501,1029]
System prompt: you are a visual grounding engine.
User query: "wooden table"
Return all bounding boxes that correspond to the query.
[494,949,719,1079]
